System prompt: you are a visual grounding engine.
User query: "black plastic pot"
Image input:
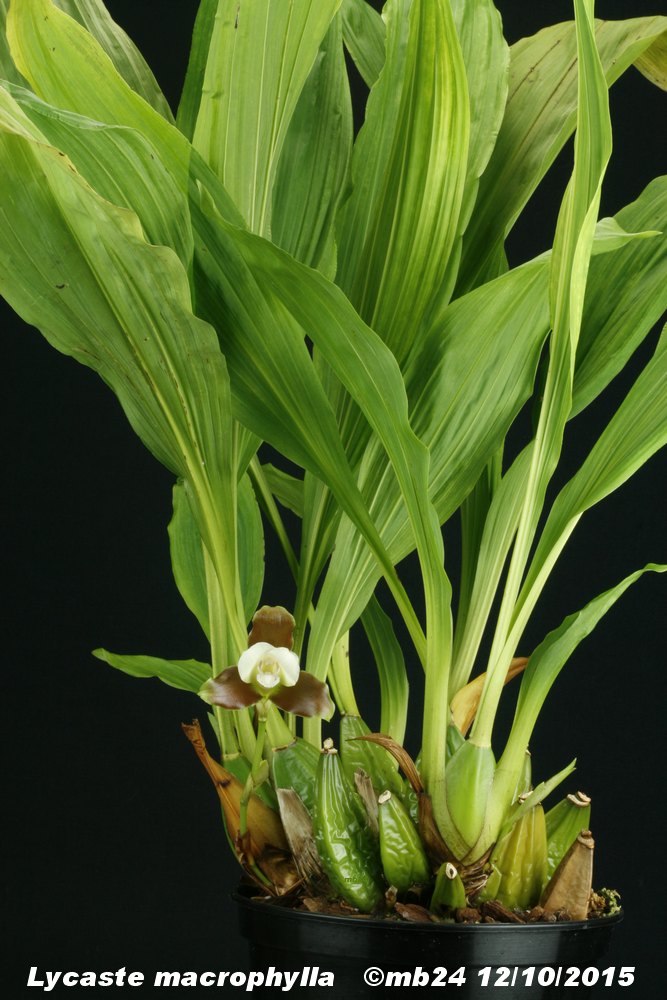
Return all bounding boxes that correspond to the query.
[234,890,622,998]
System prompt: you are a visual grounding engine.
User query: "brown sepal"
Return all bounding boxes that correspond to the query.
[202,666,261,709]
[248,605,295,650]
[271,671,334,718]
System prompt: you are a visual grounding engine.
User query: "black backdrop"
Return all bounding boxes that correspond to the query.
[2,0,666,995]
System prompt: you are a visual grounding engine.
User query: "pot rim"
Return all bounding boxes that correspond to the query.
[232,889,624,934]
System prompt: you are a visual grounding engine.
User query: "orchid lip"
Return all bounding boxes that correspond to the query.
[238,642,301,690]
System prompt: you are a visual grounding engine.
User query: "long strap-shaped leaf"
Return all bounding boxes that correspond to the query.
[309,260,550,681]
[486,563,667,844]
[443,0,508,648]
[230,227,453,810]
[0,0,26,84]
[457,14,667,293]
[512,328,667,650]
[449,0,508,234]
[8,0,189,184]
[176,0,218,139]
[6,0,244,230]
[340,0,385,87]
[191,0,342,234]
[361,597,409,746]
[472,0,613,750]
[290,1,502,645]
[169,476,264,639]
[307,194,662,702]
[0,89,245,659]
[295,0,470,680]
[336,0,469,367]
[2,0,174,116]
[451,179,667,695]
[4,0,406,669]
[342,0,509,247]
[53,0,173,119]
[92,650,211,694]
[7,83,193,267]
[6,0,258,503]
[449,446,533,696]
[573,176,667,416]
[270,13,353,275]
[189,195,424,666]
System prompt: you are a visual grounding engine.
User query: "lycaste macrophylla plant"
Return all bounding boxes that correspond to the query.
[1,0,666,920]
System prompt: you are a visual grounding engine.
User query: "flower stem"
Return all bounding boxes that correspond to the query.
[239,711,268,838]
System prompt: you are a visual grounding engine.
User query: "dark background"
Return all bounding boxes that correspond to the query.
[2,0,665,994]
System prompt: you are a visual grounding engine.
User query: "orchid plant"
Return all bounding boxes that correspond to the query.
[1,0,666,921]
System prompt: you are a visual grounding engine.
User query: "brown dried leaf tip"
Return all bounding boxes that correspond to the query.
[181,719,299,895]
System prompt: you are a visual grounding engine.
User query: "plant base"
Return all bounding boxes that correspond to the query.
[234,889,622,998]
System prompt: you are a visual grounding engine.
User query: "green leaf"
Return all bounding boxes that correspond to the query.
[311,259,550,683]
[451,180,667,694]
[517,329,667,634]
[168,482,210,640]
[494,563,667,819]
[336,0,470,367]
[176,0,218,139]
[458,14,667,292]
[473,0,613,748]
[190,192,423,659]
[271,14,352,275]
[635,27,667,90]
[168,473,263,637]
[230,226,454,823]
[237,474,265,625]
[293,471,341,648]
[340,0,385,88]
[52,0,173,119]
[6,82,193,267]
[301,0,472,630]
[7,0,190,189]
[261,465,304,518]
[6,0,244,234]
[191,0,342,234]
[0,0,28,85]
[495,761,578,842]
[93,649,211,694]
[450,446,533,694]
[304,205,652,702]
[450,0,509,232]
[361,597,409,745]
[573,176,667,417]
[0,87,245,657]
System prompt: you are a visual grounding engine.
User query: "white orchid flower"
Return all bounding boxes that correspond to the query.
[237,641,300,691]
[200,606,333,719]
